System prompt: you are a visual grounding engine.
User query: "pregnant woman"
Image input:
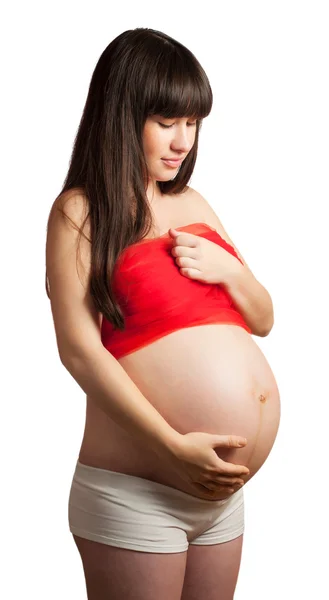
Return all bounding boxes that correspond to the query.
[46,28,280,600]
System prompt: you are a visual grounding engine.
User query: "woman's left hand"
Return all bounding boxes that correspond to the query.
[168,228,240,285]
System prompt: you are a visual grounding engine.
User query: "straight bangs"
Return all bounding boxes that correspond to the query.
[142,48,213,121]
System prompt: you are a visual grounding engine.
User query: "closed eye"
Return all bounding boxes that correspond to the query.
[158,122,197,129]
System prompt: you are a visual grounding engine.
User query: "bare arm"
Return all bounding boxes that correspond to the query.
[46,191,182,461]
[189,187,274,336]
[61,347,182,460]
[221,264,274,337]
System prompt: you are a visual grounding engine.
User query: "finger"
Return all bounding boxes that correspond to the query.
[171,245,196,257]
[178,233,199,247]
[199,484,236,496]
[203,473,245,485]
[211,476,245,485]
[205,478,244,490]
[217,463,250,476]
[196,483,233,496]
[207,483,241,492]
[213,435,247,448]
[194,482,216,494]
[179,268,204,282]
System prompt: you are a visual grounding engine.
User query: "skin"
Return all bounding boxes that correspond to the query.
[71,114,254,599]
[141,114,249,493]
[142,114,197,203]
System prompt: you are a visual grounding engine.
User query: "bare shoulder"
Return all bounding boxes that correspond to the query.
[185,185,216,218]
[46,187,102,362]
[186,186,252,272]
[48,187,90,234]
[184,184,223,229]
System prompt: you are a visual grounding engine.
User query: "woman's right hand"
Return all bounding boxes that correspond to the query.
[167,431,250,500]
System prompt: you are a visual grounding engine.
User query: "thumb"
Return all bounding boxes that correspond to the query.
[212,435,247,448]
[168,228,179,236]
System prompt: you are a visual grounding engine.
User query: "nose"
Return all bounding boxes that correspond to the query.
[170,124,194,154]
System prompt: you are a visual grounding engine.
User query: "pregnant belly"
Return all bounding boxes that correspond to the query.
[79,324,281,498]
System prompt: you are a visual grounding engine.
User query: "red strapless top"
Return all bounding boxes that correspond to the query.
[101,222,252,359]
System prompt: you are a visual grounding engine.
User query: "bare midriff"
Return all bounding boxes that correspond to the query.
[78,323,281,499]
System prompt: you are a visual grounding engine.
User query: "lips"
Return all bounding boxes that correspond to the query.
[161,158,183,167]
[162,158,182,162]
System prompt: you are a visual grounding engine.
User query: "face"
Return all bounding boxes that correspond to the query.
[142,114,197,184]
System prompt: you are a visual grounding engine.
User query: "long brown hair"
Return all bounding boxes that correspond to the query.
[45,28,213,331]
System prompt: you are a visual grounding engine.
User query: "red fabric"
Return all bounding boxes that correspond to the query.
[101,222,252,359]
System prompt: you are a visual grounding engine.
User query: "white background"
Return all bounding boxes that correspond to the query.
[2,1,328,598]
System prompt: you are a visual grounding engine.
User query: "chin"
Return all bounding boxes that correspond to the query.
[151,173,173,183]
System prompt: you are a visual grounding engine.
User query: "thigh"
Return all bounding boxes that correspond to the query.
[73,534,187,600]
[181,534,244,600]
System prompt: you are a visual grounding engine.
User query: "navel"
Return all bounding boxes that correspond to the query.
[259,394,267,404]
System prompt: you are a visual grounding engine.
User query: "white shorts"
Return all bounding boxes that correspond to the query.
[68,460,244,554]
